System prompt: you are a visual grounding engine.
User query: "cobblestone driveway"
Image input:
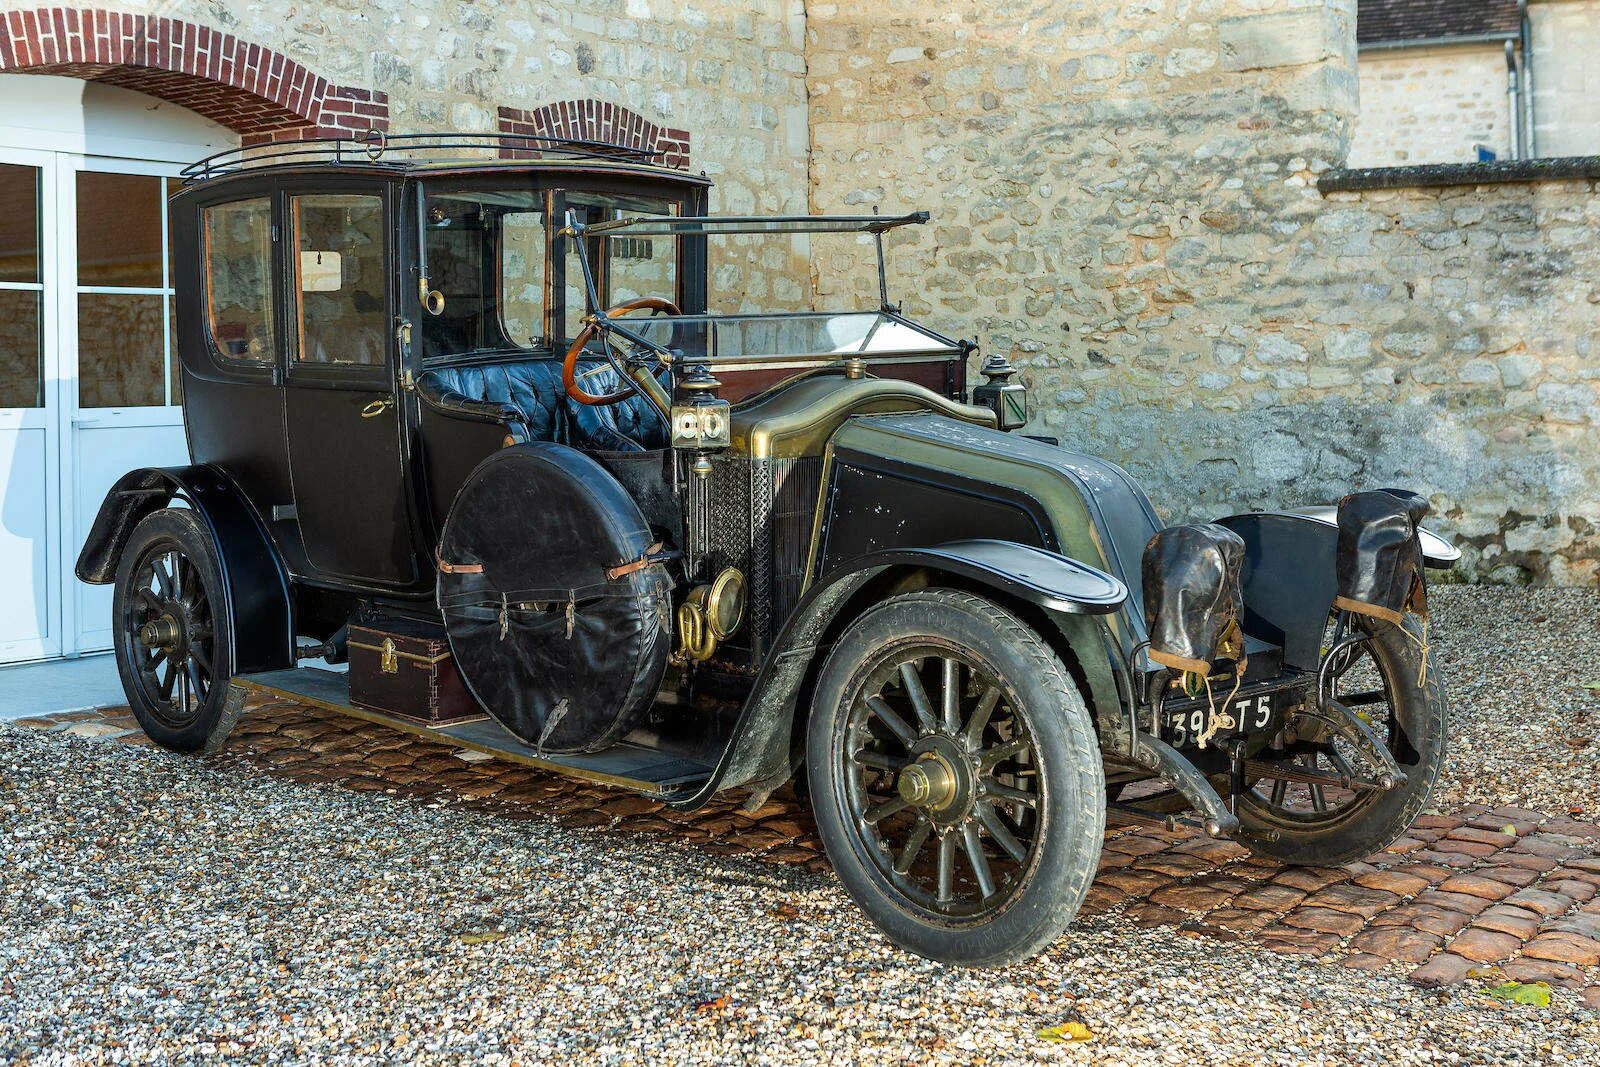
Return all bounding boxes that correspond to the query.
[20,689,1600,1008]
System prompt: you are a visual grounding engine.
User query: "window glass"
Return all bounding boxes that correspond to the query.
[0,289,41,408]
[420,189,545,359]
[77,172,163,287]
[0,163,41,407]
[561,195,678,342]
[500,209,546,347]
[293,194,386,366]
[203,198,275,364]
[0,162,39,285]
[78,293,165,407]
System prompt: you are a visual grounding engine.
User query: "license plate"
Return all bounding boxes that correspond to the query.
[1164,685,1292,749]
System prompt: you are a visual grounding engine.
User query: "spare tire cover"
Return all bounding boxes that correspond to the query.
[437,443,671,753]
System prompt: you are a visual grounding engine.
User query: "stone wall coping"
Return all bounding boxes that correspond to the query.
[1319,156,1600,194]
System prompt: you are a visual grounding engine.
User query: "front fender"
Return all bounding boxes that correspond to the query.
[1213,508,1457,672]
[665,541,1126,807]
[76,466,294,674]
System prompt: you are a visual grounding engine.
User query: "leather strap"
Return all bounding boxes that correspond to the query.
[606,542,670,580]
[436,547,485,575]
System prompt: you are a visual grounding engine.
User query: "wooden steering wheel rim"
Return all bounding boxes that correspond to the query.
[562,297,682,407]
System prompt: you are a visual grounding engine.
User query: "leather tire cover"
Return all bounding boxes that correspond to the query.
[437,443,671,753]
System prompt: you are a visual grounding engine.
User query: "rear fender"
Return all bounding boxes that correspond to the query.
[1213,508,1457,672]
[666,540,1126,807]
[75,466,294,674]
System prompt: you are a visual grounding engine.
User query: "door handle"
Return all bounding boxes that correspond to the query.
[360,397,395,418]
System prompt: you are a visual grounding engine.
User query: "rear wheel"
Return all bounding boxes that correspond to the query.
[1234,615,1446,866]
[113,508,240,753]
[807,589,1104,967]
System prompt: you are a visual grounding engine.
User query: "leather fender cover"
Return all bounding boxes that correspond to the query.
[1141,523,1247,676]
[437,443,672,753]
[1334,488,1429,625]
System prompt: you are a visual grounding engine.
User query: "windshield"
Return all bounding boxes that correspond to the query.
[620,311,959,365]
[417,184,685,361]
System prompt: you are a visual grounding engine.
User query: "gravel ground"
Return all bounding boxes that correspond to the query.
[1430,585,1600,815]
[5,726,1599,1066]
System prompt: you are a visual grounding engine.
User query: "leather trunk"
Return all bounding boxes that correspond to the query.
[348,619,484,725]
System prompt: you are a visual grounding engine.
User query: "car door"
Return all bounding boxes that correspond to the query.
[281,180,417,587]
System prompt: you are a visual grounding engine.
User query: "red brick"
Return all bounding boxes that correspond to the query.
[1501,958,1586,989]
[1505,888,1576,917]
[1446,927,1521,964]
[1281,906,1366,937]
[1348,925,1442,963]
[1409,953,1474,987]
[1436,873,1516,901]
[1355,869,1431,896]
[1520,933,1600,967]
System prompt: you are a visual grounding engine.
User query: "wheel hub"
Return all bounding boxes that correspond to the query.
[138,613,183,651]
[900,735,978,826]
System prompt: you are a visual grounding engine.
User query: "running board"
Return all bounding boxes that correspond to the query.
[234,668,715,798]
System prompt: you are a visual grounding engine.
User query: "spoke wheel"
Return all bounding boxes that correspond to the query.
[808,589,1104,968]
[1234,613,1446,866]
[112,509,240,753]
[844,650,1042,920]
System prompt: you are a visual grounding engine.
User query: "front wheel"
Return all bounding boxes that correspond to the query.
[807,589,1105,967]
[112,508,240,753]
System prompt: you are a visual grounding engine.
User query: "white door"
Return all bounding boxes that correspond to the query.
[61,157,190,654]
[0,147,62,662]
[0,75,236,664]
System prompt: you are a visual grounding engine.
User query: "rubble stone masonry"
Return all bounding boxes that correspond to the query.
[806,0,1599,584]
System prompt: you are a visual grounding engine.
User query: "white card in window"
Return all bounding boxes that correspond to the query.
[300,250,342,291]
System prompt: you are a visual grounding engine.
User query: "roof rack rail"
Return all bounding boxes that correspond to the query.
[180,131,665,183]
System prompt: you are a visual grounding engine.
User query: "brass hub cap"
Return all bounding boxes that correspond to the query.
[138,614,182,651]
[898,754,959,811]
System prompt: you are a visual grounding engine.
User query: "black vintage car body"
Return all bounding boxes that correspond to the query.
[78,134,1456,966]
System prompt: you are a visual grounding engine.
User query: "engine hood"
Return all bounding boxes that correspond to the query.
[821,412,1164,632]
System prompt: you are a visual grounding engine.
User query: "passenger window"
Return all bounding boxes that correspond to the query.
[292,194,387,366]
[202,198,275,364]
[500,209,546,347]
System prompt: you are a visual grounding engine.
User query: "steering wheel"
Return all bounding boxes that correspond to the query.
[563,297,681,406]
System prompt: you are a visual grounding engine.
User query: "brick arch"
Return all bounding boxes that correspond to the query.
[497,99,690,169]
[0,8,387,144]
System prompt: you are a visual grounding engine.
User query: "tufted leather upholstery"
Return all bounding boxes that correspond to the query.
[424,358,668,452]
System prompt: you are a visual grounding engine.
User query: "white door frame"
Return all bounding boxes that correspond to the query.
[57,154,187,655]
[0,145,62,662]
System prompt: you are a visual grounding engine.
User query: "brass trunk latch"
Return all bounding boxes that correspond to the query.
[380,638,398,674]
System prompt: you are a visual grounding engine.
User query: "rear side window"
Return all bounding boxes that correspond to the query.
[202,198,276,364]
[291,194,387,366]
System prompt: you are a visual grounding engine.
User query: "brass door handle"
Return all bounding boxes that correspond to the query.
[360,397,394,418]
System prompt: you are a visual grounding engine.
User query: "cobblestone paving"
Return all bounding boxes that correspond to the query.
[18,696,1600,1010]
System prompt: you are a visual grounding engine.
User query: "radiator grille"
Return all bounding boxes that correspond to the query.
[694,454,823,659]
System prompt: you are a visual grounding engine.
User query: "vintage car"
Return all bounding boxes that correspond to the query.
[77,132,1456,967]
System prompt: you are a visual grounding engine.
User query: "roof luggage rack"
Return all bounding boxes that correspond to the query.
[180,130,665,183]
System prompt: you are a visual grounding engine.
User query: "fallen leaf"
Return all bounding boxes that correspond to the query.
[769,904,801,920]
[1502,825,1518,836]
[1566,737,1592,749]
[1466,966,1504,980]
[1038,1022,1094,1043]
[457,929,508,945]
[695,993,732,1014]
[1481,981,1551,1007]
[1582,681,1600,692]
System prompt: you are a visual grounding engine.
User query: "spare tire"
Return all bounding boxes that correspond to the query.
[437,443,672,753]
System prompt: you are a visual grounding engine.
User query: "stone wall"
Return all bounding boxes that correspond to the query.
[1350,44,1511,167]
[1530,0,1600,158]
[0,1,813,308]
[807,0,1599,584]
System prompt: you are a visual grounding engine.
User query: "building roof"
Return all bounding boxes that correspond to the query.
[1357,0,1521,46]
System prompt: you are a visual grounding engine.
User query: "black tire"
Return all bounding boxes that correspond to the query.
[112,508,240,754]
[1234,616,1446,866]
[806,589,1105,967]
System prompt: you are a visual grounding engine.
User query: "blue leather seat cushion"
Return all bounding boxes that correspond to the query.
[426,358,667,452]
